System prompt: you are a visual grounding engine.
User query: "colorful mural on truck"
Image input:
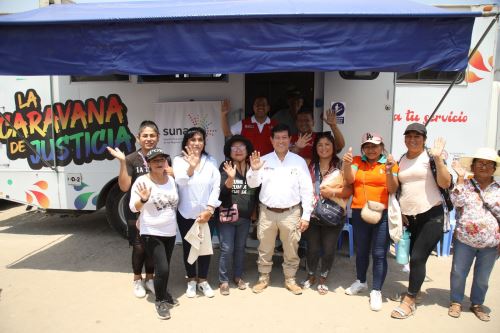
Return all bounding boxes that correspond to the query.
[0,89,136,170]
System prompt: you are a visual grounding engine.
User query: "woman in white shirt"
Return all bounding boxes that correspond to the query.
[173,127,221,298]
[130,148,179,320]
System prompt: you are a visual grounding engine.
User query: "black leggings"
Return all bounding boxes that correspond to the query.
[406,205,444,295]
[305,223,342,278]
[141,235,176,302]
[177,212,212,279]
[129,222,154,276]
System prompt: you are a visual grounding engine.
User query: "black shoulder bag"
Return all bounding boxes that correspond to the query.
[310,163,345,227]
[426,149,454,211]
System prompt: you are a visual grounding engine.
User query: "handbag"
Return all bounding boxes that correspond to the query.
[388,193,403,243]
[310,163,345,227]
[360,167,385,224]
[219,203,239,223]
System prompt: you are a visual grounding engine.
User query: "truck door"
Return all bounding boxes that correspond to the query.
[323,72,395,154]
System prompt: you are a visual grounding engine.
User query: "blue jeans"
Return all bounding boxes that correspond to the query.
[450,238,497,305]
[352,209,390,291]
[218,218,251,283]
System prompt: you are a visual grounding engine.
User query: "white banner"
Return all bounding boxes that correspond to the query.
[154,101,224,164]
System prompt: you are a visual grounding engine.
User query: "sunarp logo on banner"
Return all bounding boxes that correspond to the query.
[155,101,224,163]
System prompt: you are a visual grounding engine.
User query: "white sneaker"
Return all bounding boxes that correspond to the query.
[345,280,368,295]
[133,280,146,298]
[197,281,215,298]
[370,290,383,311]
[145,279,155,295]
[186,281,197,298]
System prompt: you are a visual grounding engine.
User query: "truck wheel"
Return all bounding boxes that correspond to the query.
[105,183,128,239]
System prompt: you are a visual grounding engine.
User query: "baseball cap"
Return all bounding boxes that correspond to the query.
[361,132,383,145]
[404,123,427,136]
[146,148,168,161]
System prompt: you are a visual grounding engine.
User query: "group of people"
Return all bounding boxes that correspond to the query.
[107,96,499,322]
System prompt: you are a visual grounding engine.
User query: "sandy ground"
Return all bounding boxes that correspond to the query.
[0,201,499,333]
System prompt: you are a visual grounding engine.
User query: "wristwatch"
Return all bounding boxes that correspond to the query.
[140,197,148,203]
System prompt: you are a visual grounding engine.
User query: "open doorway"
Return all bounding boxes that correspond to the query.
[244,72,314,118]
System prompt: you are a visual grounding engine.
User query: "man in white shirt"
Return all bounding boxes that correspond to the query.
[246,123,313,295]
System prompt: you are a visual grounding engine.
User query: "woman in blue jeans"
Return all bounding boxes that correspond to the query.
[218,135,259,295]
[343,132,399,311]
[448,147,500,321]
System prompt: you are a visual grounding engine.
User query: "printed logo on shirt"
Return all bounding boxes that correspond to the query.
[244,124,256,129]
[290,168,299,176]
[151,193,178,211]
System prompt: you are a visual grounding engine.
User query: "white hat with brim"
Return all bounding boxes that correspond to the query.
[459,147,500,176]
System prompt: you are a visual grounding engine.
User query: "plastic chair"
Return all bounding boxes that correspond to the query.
[337,216,354,257]
[437,210,456,257]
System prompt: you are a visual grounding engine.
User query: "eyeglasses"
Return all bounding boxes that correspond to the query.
[231,145,247,152]
[474,161,495,168]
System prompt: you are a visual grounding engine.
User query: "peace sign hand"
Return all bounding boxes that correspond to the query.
[249,151,265,171]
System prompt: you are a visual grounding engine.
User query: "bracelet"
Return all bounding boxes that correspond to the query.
[140,197,148,203]
[206,206,215,215]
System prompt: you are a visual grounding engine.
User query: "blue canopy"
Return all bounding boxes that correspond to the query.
[0,0,478,75]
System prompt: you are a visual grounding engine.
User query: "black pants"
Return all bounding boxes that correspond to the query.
[177,212,212,279]
[305,223,342,277]
[129,221,154,276]
[141,235,175,302]
[406,205,444,295]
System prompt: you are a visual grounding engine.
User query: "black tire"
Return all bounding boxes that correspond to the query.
[105,183,128,239]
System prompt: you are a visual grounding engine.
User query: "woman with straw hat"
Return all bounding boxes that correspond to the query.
[448,147,500,321]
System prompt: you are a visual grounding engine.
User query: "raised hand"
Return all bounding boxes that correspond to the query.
[106,146,126,161]
[182,145,201,168]
[323,108,337,126]
[451,160,466,178]
[135,182,151,203]
[223,160,237,179]
[249,151,265,171]
[295,132,313,149]
[343,147,353,165]
[430,137,446,159]
[221,99,230,117]
[386,154,395,172]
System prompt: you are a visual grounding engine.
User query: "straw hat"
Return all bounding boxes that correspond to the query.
[459,147,500,176]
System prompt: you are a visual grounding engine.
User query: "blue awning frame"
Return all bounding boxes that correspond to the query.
[0,0,481,75]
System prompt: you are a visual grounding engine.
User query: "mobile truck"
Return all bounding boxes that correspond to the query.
[0,0,496,237]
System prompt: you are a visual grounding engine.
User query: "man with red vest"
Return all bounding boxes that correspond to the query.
[221,96,278,155]
[290,108,346,163]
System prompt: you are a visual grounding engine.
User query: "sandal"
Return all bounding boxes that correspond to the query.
[391,300,416,319]
[301,275,316,289]
[234,278,247,290]
[389,291,423,304]
[317,284,329,295]
[470,304,490,322]
[219,282,230,296]
[448,302,461,318]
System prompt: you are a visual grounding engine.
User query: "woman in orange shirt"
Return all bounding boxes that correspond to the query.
[342,132,399,311]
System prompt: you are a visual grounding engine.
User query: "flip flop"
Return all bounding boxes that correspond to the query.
[391,301,416,319]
